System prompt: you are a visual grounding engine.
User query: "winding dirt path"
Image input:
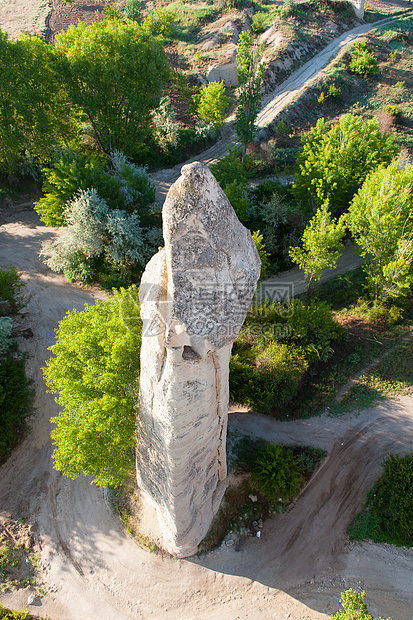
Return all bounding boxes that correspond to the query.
[150,7,413,204]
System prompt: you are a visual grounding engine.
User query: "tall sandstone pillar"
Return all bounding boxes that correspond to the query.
[137,162,261,557]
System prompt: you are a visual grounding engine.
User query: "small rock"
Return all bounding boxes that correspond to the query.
[225,539,234,546]
[257,518,263,528]
[256,531,261,538]
[249,494,257,502]
[27,593,37,605]
[11,324,33,338]
[252,520,258,527]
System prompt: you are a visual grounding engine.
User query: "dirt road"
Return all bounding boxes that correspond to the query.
[1,209,413,620]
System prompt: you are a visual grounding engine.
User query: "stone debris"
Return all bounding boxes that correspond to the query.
[137,162,261,557]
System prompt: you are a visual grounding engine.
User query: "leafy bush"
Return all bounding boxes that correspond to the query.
[0,605,28,619]
[0,264,25,316]
[230,300,343,413]
[329,83,341,98]
[41,188,159,283]
[191,81,229,131]
[251,443,302,502]
[348,41,379,76]
[348,452,413,547]
[0,356,33,457]
[384,104,401,119]
[35,150,156,227]
[330,589,390,620]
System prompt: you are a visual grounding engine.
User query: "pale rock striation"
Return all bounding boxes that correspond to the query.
[348,0,364,19]
[137,162,260,557]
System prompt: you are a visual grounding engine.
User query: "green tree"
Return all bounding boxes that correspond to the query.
[235,31,266,158]
[192,81,229,131]
[289,204,345,295]
[348,41,379,76]
[293,114,398,215]
[54,17,170,159]
[346,160,413,302]
[44,287,142,487]
[0,30,75,176]
[331,589,390,620]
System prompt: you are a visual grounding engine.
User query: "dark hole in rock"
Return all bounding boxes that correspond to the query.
[182,345,202,361]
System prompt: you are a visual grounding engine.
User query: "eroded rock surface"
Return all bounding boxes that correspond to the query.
[137,162,260,557]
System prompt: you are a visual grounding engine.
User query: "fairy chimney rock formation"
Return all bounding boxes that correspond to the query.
[137,161,261,557]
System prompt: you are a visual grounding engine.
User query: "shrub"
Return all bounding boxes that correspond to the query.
[230,299,343,413]
[251,443,302,502]
[0,264,25,316]
[0,356,33,457]
[41,189,158,283]
[0,317,13,356]
[329,83,341,98]
[348,452,413,547]
[330,589,390,620]
[348,41,379,76]
[191,81,229,131]
[35,150,155,227]
[384,104,401,119]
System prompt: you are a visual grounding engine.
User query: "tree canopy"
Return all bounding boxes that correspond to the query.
[289,204,345,295]
[44,287,142,487]
[235,31,266,158]
[346,160,413,302]
[0,30,75,175]
[54,17,171,159]
[293,114,398,215]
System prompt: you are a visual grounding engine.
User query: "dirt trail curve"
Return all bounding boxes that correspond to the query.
[150,7,413,203]
[1,220,413,619]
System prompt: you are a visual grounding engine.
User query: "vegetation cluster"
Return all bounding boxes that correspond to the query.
[349,452,413,547]
[198,434,326,552]
[0,266,32,461]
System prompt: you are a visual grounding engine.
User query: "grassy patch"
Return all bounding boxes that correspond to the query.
[0,519,41,595]
[348,452,413,547]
